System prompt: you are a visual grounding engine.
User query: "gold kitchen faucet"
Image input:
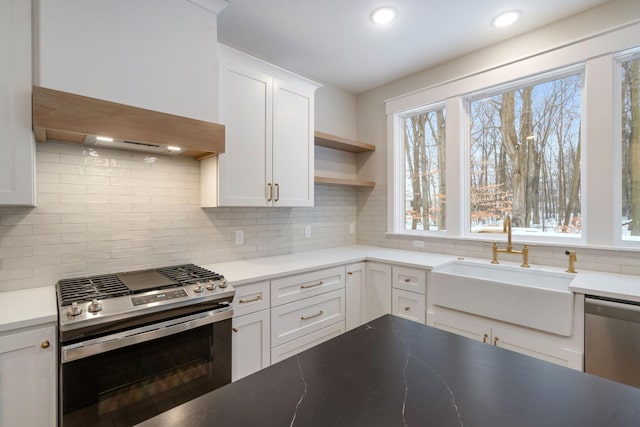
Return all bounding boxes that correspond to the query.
[490,215,530,268]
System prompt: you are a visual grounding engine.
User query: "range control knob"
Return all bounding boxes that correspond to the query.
[88,299,103,313]
[206,280,217,291]
[218,280,228,288]
[67,302,82,317]
[194,283,204,293]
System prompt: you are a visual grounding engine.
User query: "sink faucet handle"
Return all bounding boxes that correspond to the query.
[565,250,577,274]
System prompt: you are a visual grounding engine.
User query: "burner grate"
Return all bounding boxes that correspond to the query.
[57,274,130,306]
[158,264,224,285]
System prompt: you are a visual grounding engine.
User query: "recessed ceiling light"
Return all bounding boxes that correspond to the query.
[167,146,182,152]
[492,10,521,28]
[371,7,398,25]
[95,136,114,142]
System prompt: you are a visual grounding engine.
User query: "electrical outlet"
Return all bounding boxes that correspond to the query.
[304,226,311,238]
[349,223,355,234]
[235,230,244,245]
[412,240,425,248]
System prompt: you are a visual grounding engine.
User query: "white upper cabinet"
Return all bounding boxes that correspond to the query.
[33,0,224,122]
[0,0,35,206]
[202,46,319,207]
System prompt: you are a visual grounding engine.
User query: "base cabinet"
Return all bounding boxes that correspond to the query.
[364,263,391,322]
[0,324,56,427]
[392,288,425,324]
[345,262,366,331]
[432,308,582,370]
[232,310,270,382]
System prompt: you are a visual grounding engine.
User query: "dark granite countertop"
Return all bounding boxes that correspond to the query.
[139,315,640,426]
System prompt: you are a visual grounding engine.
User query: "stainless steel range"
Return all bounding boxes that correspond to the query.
[56,264,235,427]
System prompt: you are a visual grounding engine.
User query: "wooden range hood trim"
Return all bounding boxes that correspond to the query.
[32,86,225,159]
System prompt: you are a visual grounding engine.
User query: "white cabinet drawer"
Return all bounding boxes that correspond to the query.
[392,266,426,294]
[271,289,345,347]
[232,281,270,317]
[271,266,345,307]
[392,288,425,324]
[271,322,345,364]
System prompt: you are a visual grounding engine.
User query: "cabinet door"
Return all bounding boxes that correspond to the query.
[232,310,270,382]
[345,262,366,331]
[0,325,56,427]
[432,308,491,343]
[0,0,35,206]
[217,60,273,206]
[272,79,314,207]
[364,263,391,322]
[491,325,582,370]
[392,289,425,324]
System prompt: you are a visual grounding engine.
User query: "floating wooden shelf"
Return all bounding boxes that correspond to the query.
[314,176,376,187]
[314,131,375,153]
[313,131,376,188]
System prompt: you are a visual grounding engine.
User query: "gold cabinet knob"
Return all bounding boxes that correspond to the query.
[404,306,411,311]
[483,333,488,343]
[232,327,239,333]
[404,278,411,283]
[493,337,499,346]
[41,340,50,349]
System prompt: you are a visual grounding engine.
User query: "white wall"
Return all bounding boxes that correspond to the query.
[355,0,640,275]
[0,142,356,291]
[315,83,357,139]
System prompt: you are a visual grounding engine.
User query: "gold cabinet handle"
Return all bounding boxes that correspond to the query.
[483,333,488,344]
[267,183,272,201]
[301,281,323,289]
[404,306,411,311]
[404,278,411,283]
[41,340,50,349]
[239,295,262,304]
[347,272,353,275]
[232,327,239,333]
[301,310,324,321]
[275,183,280,202]
[493,336,499,346]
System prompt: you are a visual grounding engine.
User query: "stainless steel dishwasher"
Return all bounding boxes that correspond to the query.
[585,295,640,388]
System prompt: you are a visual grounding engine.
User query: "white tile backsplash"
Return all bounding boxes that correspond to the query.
[0,142,357,291]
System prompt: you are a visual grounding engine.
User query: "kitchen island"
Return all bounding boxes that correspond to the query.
[139,315,640,427]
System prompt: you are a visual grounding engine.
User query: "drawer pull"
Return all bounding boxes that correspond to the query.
[404,278,411,283]
[301,281,323,289]
[239,295,262,304]
[483,333,488,344]
[404,306,411,311]
[41,340,50,349]
[232,327,239,333]
[493,337,499,346]
[301,310,324,321]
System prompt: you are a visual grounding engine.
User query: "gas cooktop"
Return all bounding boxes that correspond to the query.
[56,264,234,332]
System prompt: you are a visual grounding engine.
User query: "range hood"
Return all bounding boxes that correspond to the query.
[32,86,225,159]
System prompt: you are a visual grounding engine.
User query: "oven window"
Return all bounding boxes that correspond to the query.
[61,319,231,427]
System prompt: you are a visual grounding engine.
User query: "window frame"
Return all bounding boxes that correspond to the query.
[385,20,640,249]
[461,66,586,244]
[615,47,640,246]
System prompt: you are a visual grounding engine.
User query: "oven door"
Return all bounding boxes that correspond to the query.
[60,308,232,427]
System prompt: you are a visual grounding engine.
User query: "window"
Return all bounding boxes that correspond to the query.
[468,74,583,238]
[621,56,640,241]
[402,107,446,231]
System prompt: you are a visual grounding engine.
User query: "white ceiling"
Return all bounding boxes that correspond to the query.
[217,0,611,93]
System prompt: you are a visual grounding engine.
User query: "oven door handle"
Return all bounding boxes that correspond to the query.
[61,306,232,363]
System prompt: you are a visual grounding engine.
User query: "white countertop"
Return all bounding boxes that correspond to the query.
[203,245,456,285]
[0,286,57,334]
[2,245,639,333]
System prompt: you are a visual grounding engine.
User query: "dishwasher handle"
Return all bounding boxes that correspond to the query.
[585,297,640,324]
